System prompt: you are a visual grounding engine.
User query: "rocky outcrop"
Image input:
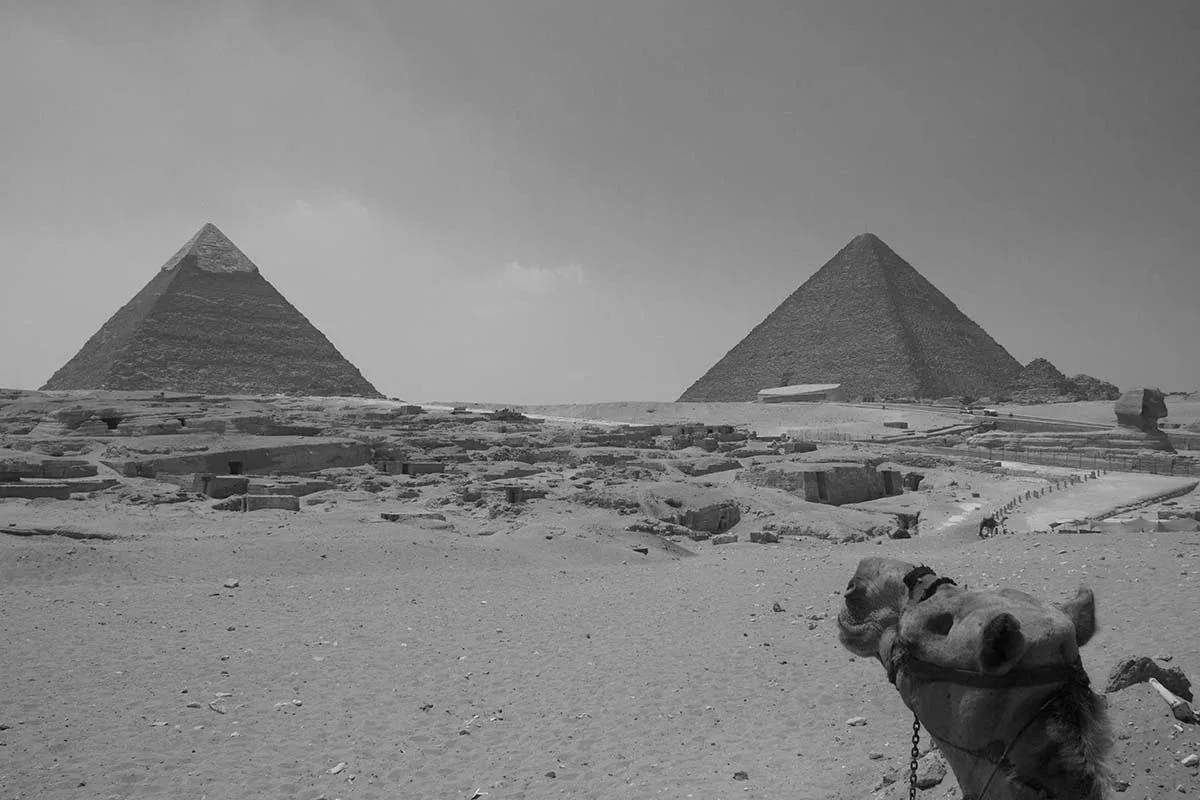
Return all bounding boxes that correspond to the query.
[678,233,1022,401]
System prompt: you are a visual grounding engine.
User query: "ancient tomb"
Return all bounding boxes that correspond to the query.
[679,233,1021,402]
[43,223,381,397]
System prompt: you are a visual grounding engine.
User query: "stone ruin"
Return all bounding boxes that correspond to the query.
[1114,387,1169,433]
[967,385,1176,455]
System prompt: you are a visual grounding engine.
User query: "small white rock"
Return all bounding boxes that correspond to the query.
[1182,753,1199,767]
[846,716,868,726]
[327,762,347,775]
[223,579,239,589]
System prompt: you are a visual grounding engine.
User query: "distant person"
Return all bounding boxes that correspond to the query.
[979,515,998,538]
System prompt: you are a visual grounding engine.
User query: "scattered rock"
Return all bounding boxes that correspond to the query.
[1105,656,1194,700]
[1182,754,1199,767]
[381,510,446,523]
[544,770,557,778]
[915,750,948,789]
[772,602,784,613]
[711,533,738,545]
[846,716,868,726]
[732,770,749,781]
[749,530,780,543]
[327,762,347,774]
[223,579,239,589]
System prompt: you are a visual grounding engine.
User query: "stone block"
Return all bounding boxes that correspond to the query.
[749,530,780,543]
[676,457,741,477]
[243,494,300,512]
[381,510,447,522]
[0,482,71,499]
[679,501,741,533]
[207,475,250,499]
[403,462,446,476]
[246,479,333,497]
[710,533,738,545]
[40,459,98,479]
[504,486,548,503]
[479,462,543,481]
[62,478,119,493]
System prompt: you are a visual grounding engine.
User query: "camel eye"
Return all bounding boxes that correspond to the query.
[925,613,954,636]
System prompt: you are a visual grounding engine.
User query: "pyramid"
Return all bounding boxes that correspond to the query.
[679,233,1021,402]
[42,223,383,397]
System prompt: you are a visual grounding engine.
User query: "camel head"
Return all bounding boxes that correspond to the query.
[838,557,1113,799]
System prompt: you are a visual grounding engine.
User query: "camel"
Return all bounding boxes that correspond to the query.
[837,557,1113,799]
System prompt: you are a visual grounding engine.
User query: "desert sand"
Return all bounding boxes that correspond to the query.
[2,395,1200,799]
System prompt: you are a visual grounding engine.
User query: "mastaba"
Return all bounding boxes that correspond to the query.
[42,223,382,397]
[679,233,1021,401]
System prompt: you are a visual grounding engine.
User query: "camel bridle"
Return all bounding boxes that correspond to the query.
[886,567,1091,800]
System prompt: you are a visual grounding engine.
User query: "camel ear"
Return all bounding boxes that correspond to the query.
[979,612,1027,672]
[1056,587,1096,646]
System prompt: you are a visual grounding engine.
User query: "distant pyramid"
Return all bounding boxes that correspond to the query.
[679,233,1021,401]
[42,223,382,397]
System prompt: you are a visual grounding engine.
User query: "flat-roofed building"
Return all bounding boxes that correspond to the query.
[757,383,844,403]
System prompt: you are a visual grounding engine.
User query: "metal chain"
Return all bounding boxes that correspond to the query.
[909,714,921,800]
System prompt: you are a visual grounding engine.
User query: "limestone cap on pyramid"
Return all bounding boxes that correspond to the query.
[160,222,259,274]
[42,221,382,397]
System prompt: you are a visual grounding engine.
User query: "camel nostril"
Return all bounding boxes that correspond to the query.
[925,612,954,636]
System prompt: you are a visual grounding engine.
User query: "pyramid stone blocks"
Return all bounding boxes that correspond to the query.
[679,233,1021,402]
[43,224,381,397]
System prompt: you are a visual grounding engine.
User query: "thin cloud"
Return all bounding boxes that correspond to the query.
[498,261,585,293]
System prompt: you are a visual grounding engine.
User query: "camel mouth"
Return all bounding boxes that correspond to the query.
[836,609,890,657]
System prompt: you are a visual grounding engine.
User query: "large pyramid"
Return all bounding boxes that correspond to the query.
[42,223,383,397]
[679,233,1021,401]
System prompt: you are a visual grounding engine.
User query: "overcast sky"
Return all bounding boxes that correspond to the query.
[2,1,1197,403]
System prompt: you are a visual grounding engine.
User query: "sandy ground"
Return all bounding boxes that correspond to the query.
[991,398,1200,429]
[4,486,1200,800]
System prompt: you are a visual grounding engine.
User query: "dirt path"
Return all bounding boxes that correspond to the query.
[1008,473,1198,531]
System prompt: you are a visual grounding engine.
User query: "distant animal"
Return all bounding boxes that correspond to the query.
[838,557,1112,799]
[979,515,998,538]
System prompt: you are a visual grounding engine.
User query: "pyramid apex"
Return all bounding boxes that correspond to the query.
[848,231,887,247]
[161,222,259,274]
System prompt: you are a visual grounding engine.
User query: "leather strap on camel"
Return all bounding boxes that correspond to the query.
[888,566,1093,799]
